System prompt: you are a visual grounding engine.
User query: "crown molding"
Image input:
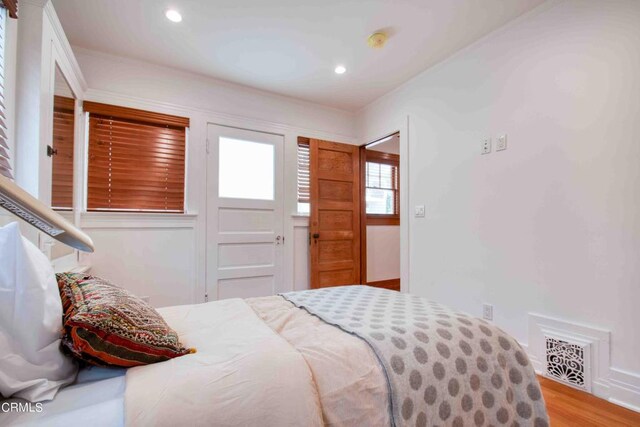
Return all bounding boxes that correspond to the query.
[44,1,88,94]
[19,0,48,7]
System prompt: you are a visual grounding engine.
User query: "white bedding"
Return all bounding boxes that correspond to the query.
[2,297,384,427]
[126,298,324,426]
[0,368,125,427]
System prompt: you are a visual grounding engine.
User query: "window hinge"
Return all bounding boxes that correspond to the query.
[204,293,209,302]
[206,139,210,154]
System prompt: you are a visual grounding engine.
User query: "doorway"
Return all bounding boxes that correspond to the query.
[206,124,284,300]
[360,133,401,291]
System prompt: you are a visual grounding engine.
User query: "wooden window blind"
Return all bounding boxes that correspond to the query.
[51,96,75,209]
[365,150,399,220]
[297,138,310,204]
[85,101,189,213]
[0,6,13,180]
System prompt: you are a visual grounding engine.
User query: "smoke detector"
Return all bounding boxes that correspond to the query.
[367,32,388,49]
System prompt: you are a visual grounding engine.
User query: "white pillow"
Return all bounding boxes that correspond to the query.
[0,222,78,402]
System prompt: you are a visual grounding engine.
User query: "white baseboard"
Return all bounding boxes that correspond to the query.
[609,368,640,413]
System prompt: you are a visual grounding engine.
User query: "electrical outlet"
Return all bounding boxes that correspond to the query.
[482,304,493,321]
[414,205,425,218]
[481,138,491,155]
[496,134,508,151]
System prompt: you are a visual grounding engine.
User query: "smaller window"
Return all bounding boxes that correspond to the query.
[297,138,310,214]
[365,150,399,222]
[218,137,274,201]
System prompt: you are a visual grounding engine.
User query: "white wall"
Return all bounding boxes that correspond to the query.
[74,48,356,138]
[358,0,640,408]
[73,47,356,307]
[367,225,400,282]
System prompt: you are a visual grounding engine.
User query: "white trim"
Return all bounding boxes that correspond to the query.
[80,212,198,230]
[292,214,310,227]
[44,2,88,94]
[609,368,640,413]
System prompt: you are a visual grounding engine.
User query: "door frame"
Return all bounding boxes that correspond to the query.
[359,116,411,293]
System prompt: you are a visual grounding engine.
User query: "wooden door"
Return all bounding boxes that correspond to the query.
[309,138,360,288]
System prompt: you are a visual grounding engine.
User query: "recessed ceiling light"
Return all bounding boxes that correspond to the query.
[165,9,182,23]
[334,65,346,75]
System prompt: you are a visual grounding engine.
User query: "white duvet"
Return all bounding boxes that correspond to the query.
[3,297,386,426]
[126,299,325,427]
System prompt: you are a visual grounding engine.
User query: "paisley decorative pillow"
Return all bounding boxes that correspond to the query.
[56,273,195,367]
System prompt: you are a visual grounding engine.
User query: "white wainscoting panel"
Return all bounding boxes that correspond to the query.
[293,215,310,291]
[80,213,198,308]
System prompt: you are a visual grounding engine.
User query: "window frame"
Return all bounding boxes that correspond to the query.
[365,149,400,225]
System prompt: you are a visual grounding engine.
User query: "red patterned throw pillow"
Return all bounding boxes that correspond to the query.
[56,273,195,367]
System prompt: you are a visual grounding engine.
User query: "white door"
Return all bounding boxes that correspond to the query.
[206,124,284,300]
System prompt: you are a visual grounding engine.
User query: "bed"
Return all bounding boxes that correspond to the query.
[2,285,549,427]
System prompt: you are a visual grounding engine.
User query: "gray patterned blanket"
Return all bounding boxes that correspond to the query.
[280,286,549,427]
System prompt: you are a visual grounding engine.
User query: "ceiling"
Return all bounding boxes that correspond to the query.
[52,0,545,111]
[367,133,399,154]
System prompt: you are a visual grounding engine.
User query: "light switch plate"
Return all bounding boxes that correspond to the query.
[482,304,494,321]
[496,134,508,151]
[414,205,425,218]
[481,138,491,155]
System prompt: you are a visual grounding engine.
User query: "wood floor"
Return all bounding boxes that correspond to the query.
[539,376,640,426]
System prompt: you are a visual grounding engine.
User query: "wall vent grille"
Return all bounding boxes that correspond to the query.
[545,335,591,392]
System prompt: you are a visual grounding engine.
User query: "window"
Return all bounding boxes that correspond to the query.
[51,96,75,209]
[85,102,189,213]
[365,150,399,223]
[0,4,14,180]
[218,137,274,200]
[296,138,310,214]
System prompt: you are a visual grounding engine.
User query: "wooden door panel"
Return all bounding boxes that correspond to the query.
[309,138,360,289]
[319,180,353,201]
[318,152,354,176]
[318,240,353,262]
[319,270,355,287]
[319,211,353,231]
